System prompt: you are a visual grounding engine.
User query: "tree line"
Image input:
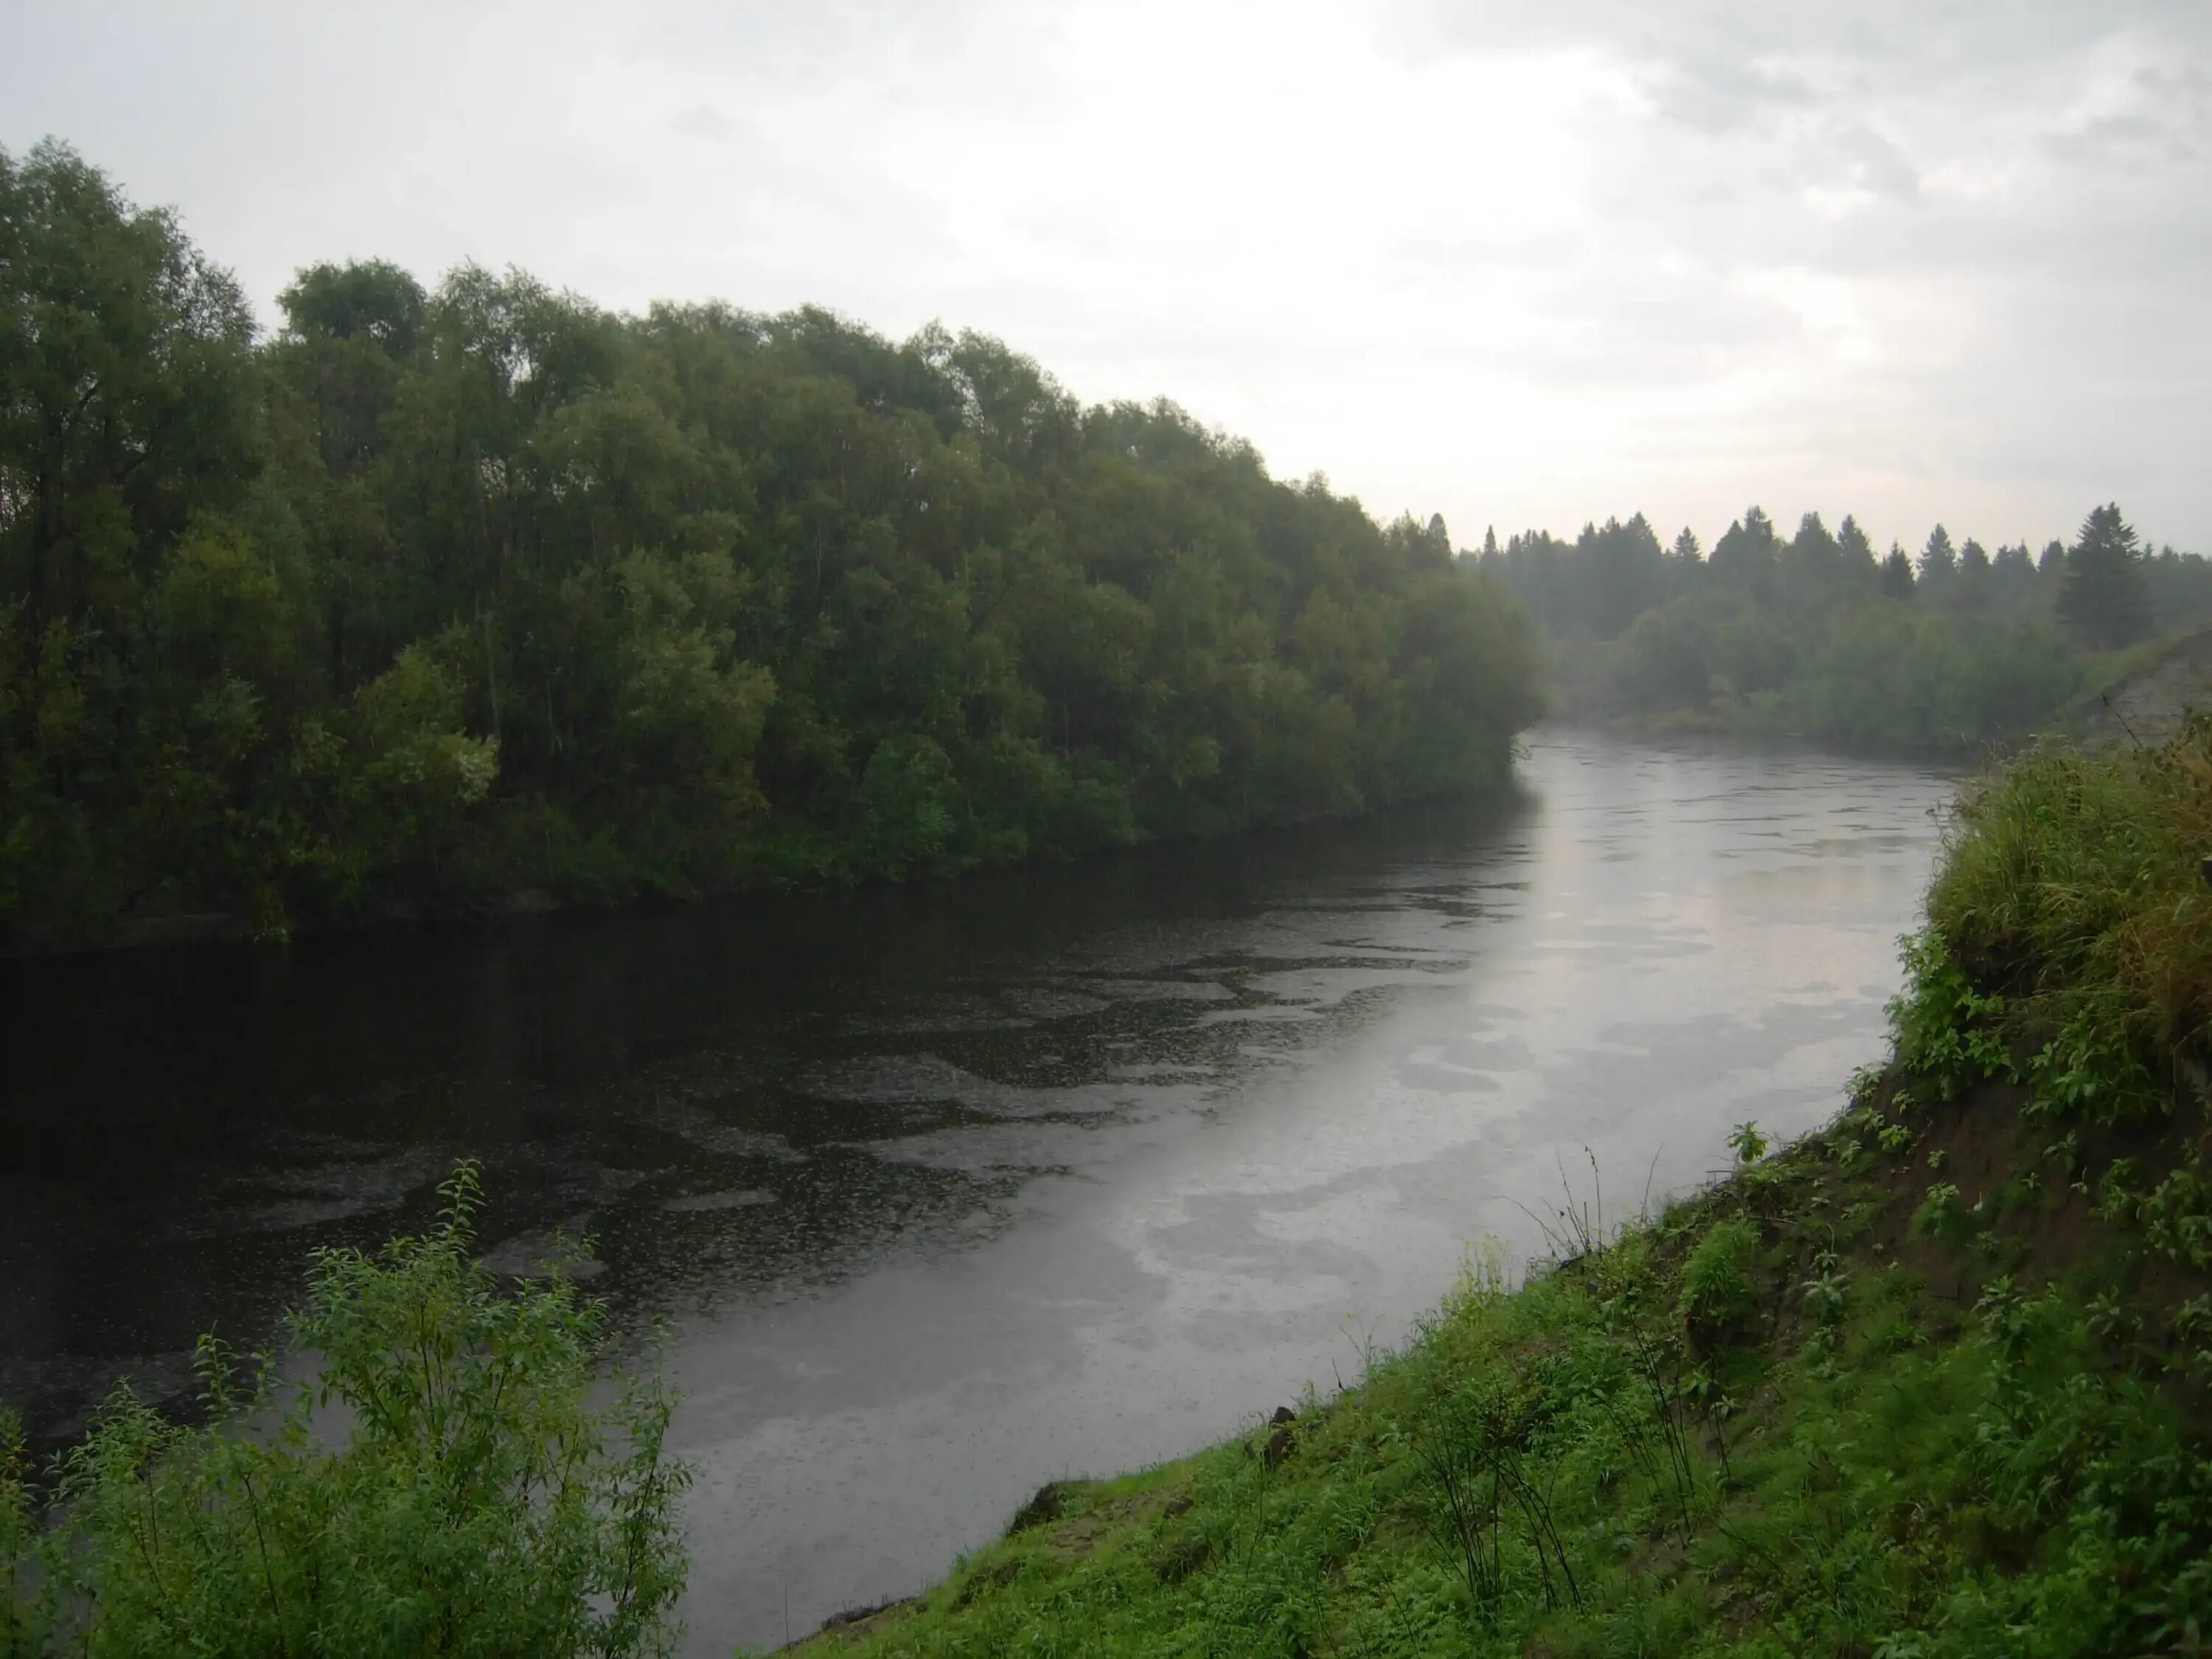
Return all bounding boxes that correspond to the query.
[1471,501,2194,745]
[0,142,1541,942]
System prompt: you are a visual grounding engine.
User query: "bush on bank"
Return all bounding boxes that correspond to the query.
[0,1165,689,1659]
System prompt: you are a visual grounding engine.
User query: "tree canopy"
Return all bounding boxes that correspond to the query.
[2057,502,2151,653]
[0,143,1541,942]
[1475,495,2200,750]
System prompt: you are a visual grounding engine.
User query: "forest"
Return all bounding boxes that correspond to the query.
[1476,502,2202,748]
[0,142,1540,943]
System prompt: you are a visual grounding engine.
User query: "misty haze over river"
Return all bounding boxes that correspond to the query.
[1,729,1953,1653]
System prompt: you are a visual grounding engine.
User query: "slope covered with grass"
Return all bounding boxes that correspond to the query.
[790,722,2212,1659]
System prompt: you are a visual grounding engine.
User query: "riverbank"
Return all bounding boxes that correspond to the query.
[0,774,1525,959]
[786,724,2212,1657]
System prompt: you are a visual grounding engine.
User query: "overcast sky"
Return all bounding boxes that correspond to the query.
[7,0,2209,552]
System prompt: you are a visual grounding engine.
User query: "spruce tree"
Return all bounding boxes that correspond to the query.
[1955,538,1991,612]
[1881,543,1916,600]
[1710,505,1778,590]
[1916,525,1958,598]
[1837,515,1877,582]
[2057,503,2150,651]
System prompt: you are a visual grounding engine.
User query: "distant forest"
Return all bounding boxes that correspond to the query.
[1472,503,2195,745]
[0,143,1540,942]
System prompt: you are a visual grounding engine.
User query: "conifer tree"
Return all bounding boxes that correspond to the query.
[2057,503,2150,651]
[1790,511,1840,574]
[1880,543,1916,600]
[1916,525,1958,597]
[1837,515,1877,582]
[1954,538,1991,611]
[1710,506,1778,590]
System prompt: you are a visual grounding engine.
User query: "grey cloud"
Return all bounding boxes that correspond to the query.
[1399,0,2202,77]
[2042,111,2200,169]
[1836,125,1919,200]
[670,104,740,143]
[1646,55,1818,133]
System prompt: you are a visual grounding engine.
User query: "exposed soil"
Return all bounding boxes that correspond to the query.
[2077,628,2212,751]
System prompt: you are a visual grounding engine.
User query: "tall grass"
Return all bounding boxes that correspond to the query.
[1916,713,2212,1117]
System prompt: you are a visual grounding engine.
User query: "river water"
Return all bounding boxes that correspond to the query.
[0,729,1954,1652]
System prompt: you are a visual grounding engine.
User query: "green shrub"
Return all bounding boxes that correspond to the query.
[1678,1217,1761,1328]
[1,1165,689,1658]
[1905,716,2212,1121]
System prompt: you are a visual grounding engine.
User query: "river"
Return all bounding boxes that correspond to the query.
[0,728,1955,1652]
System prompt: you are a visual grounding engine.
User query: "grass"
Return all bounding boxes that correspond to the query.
[1921,714,2212,1109]
[785,1115,2212,1658]
[787,722,2212,1659]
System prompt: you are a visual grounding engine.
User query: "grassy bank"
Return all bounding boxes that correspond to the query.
[792,723,2212,1658]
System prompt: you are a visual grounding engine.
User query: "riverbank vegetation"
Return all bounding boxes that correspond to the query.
[787,718,2212,1658]
[0,141,1540,945]
[1476,503,2205,748]
[0,1165,689,1658]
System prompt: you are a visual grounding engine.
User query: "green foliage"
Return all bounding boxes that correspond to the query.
[1678,1216,1761,1327]
[0,1165,689,1658]
[1799,1253,1850,1325]
[2119,1160,2212,1270]
[1909,719,2212,1121]
[1909,1180,1983,1252]
[2057,503,2151,653]
[1488,497,2203,750]
[1593,594,2084,748]
[1887,928,2017,1099]
[1728,1121,1770,1165]
[0,145,1541,941]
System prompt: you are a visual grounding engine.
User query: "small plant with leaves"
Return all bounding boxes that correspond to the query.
[1801,1251,1850,1326]
[1910,1180,1980,1252]
[1889,930,2020,1097]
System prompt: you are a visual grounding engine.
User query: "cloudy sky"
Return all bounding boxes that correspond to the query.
[7,1,2209,551]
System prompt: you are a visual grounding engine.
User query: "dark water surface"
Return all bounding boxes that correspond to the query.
[0,729,1954,1652]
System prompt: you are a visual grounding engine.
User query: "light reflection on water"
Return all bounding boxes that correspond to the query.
[0,728,1954,1652]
